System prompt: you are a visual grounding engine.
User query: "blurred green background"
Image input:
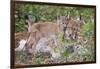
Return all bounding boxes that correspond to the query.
[14,3,95,32]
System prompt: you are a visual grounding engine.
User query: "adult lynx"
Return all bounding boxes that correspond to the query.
[24,15,70,54]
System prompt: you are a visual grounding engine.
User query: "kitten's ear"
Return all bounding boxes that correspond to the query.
[57,15,60,20]
[67,12,70,18]
[77,14,82,20]
[66,11,71,20]
[24,14,30,25]
[79,14,82,20]
[57,15,61,25]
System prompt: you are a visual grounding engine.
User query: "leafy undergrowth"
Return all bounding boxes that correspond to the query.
[15,22,95,65]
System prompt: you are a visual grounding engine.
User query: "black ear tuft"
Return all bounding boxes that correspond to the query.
[24,14,29,27]
[80,14,82,20]
[24,14,29,20]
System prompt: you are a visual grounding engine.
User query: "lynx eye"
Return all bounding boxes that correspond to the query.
[62,23,64,24]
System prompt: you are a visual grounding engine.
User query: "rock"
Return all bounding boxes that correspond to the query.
[15,39,27,51]
[65,44,78,53]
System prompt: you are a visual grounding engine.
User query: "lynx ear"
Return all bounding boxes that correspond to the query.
[77,14,85,25]
[77,14,82,20]
[79,14,82,20]
[66,11,70,19]
[76,13,82,21]
[57,15,61,25]
[66,11,71,20]
[57,15,60,20]
[24,14,30,25]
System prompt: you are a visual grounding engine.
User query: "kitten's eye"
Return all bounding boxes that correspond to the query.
[63,23,64,24]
